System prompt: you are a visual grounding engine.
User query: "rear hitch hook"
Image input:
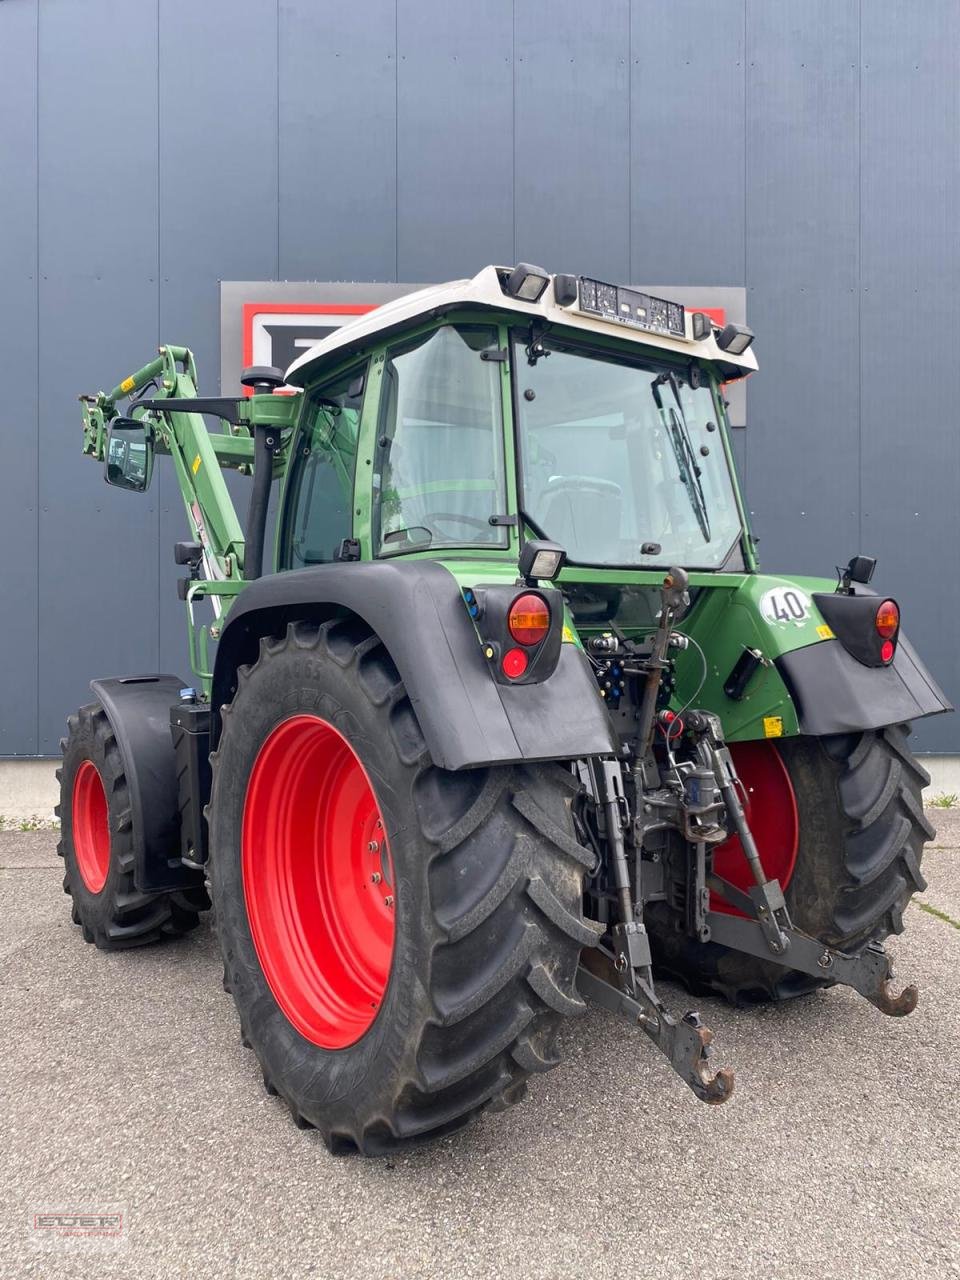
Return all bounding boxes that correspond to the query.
[873,978,919,1018]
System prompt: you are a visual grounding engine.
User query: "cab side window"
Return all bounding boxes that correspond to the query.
[280,368,364,569]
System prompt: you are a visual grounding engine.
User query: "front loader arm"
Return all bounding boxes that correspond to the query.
[82,345,254,576]
[80,344,299,686]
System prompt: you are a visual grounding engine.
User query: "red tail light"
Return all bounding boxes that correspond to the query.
[880,639,895,664]
[875,600,899,639]
[508,593,550,646]
[501,647,529,679]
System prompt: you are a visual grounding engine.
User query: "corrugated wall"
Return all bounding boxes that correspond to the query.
[1,0,957,755]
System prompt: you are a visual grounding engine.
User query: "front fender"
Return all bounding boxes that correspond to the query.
[90,674,202,892]
[213,560,617,771]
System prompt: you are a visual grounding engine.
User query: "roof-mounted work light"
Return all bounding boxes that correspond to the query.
[553,274,578,307]
[505,263,551,303]
[519,539,566,584]
[840,554,877,594]
[716,322,755,355]
[691,311,712,341]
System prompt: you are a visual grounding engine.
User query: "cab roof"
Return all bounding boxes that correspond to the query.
[284,265,758,387]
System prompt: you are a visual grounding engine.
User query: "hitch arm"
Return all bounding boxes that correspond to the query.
[705,909,917,1016]
[578,955,734,1105]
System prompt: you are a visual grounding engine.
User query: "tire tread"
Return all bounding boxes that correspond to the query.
[213,619,595,1154]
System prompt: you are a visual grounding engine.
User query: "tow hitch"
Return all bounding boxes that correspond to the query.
[578,738,917,1104]
[578,956,735,1104]
[577,571,918,1105]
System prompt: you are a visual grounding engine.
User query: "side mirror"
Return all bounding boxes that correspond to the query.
[105,417,153,492]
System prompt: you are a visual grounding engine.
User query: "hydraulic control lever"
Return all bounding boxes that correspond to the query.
[637,567,690,756]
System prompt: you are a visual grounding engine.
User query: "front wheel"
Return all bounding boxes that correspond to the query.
[210,618,598,1155]
[649,724,932,1003]
[58,703,209,949]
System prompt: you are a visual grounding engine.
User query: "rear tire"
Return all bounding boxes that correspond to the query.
[210,618,599,1155]
[649,724,932,1003]
[58,702,210,949]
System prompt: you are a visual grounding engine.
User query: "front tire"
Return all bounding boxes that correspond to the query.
[210,618,599,1155]
[649,724,932,1003]
[58,703,209,949]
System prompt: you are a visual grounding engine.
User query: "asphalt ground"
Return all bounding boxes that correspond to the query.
[2,816,959,1280]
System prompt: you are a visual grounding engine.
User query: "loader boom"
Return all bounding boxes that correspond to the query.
[80,344,298,683]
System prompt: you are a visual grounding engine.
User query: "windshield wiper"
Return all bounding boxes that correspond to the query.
[651,374,711,543]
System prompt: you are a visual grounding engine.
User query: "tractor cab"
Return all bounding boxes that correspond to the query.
[280,265,757,580]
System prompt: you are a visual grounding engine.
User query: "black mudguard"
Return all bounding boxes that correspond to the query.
[90,674,203,892]
[775,634,952,736]
[212,561,618,771]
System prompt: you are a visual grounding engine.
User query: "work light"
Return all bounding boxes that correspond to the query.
[505,263,550,302]
[716,322,755,355]
[518,539,566,583]
[691,311,712,341]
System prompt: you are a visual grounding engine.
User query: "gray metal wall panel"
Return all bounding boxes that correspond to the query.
[278,1,397,280]
[745,0,860,292]
[36,0,160,753]
[860,0,960,295]
[860,306,959,752]
[157,0,280,676]
[743,288,860,574]
[515,0,631,280]
[744,2,860,574]
[859,3,960,750]
[396,0,514,280]
[2,1,959,753]
[0,0,39,754]
[630,0,745,285]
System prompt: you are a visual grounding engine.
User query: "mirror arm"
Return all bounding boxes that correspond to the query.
[138,397,245,426]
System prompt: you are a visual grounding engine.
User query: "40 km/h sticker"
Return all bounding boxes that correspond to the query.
[760,586,811,627]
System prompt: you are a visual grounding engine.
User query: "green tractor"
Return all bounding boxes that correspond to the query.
[63,265,949,1153]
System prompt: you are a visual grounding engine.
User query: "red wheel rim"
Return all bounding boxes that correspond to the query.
[72,760,111,894]
[242,715,396,1050]
[711,741,799,916]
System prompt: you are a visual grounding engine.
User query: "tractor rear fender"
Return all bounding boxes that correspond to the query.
[774,633,952,736]
[683,574,952,740]
[89,674,203,893]
[211,560,618,770]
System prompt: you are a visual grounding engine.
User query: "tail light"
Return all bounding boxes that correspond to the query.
[508,593,550,646]
[501,647,529,679]
[876,600,899,664]
[814,591,901,668]
[875,600,900,639]
[465,585,562,685]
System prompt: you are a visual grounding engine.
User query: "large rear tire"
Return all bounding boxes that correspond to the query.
[649,724,932,1003]
[58,702,210,949]
[210,618,599,1155]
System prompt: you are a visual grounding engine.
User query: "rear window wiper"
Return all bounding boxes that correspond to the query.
[651,374,711,543]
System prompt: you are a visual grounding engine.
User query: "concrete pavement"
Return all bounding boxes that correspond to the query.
[2,819,958,1280]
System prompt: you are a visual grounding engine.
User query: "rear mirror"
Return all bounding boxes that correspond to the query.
[105,417,153,492]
